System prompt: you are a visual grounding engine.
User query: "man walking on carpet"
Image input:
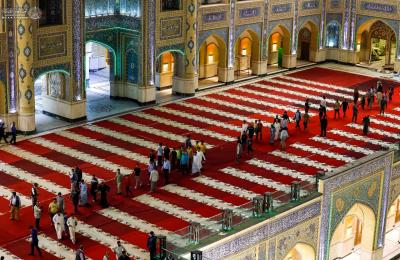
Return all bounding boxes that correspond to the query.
[363,116,370,135]
[9,191,21,221]
[9,122,17,144]
[114,240,127,259]
[67,214,78,244]
[320,115,328,137]
[352,102,358,123]
[31,183,39,207]
[115,169,123,195]
[28,225,42,256]
[147,231,157,260]
[52,211,65,240]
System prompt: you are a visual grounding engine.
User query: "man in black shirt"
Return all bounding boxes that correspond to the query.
[75,166,83,183]
[342,100,348,118]
[134,164,141,189]
[247,123,255,140]
[163,145,170,160]
[31,183,39,207]
[90,175,99,202]
[0,122,8,143]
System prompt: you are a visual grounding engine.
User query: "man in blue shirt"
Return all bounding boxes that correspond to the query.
[147,231,157,260]
[29,225,42,256]
[180,151,189,175]
[9,122,17,144]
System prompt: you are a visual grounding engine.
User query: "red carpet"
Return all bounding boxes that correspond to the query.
[0,67,399,259]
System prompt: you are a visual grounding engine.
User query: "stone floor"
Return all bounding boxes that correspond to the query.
[383,226,400,259]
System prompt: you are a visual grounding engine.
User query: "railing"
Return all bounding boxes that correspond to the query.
[157,133,400,259]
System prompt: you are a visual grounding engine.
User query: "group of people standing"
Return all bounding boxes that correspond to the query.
[144,137,207,192]
[9,174,155,259]
[0,121,17,144]
[8,183,81,257]
[113,136,208,195]
[236,80,395,156]
[70,166,110,210]
[236,120,263,162]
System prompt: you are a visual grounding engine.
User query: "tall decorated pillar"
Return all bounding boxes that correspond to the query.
[283,0,298,68]
[72,0,85,101]
[137,0,156,104]
[172,0,198,95]
[16,0,35,133]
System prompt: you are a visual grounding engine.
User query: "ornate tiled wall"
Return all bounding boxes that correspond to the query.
[2,0,400,123]
[318,151,393,260]
[202,199,322,259]
[389,162,400,205]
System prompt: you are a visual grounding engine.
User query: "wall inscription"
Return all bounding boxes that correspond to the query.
[330,0,340,8]
[38,32,67,60]
[239,7,260,18]
[302,0,319,10]
[160,17,182,40]
[202,12,226,23]
[361,2,397,13]
[271,3,291,13]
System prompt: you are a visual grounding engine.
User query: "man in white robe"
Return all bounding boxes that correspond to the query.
[67,214,78,244]
[52,212,65,240]
[192,148,206,175]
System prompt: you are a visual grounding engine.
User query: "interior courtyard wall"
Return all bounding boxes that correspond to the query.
[318,151,393,260]
[200,198,322,260]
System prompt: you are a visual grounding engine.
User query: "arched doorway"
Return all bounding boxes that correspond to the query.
[329,203,376,260]
[156,52,175,90]
[33,71,71,131]
[234,30,260,80]
[268,25,291,72]
[85,41,115,98]
[356,20,397,71]
[387,195,400,231]
[155,51,184,100]
[384,194,400,258]
[198,35,227,88]
[284,243,316,260]
[297,21,318,63]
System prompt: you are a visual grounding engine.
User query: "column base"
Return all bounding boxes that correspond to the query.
[394,59,400,72]
[218,67,235,83]
[110,81,124,98]
[173,75,197,95]
[251,60,267,75]
[111,82,156,105]
[42,96,86,121]
[336,49,357,64]
[18,113,36,134]
[310,49,326,62]
[282,54,297,68]
[135,84,157,104]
